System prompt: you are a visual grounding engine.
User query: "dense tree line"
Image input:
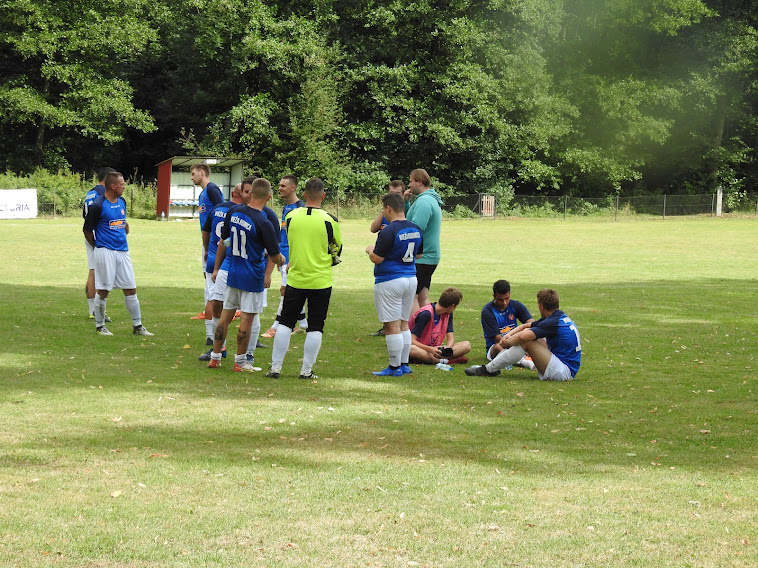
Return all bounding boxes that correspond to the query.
[1,0,756,200]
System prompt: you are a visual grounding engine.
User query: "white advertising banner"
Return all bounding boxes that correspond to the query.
[0,189,38,219]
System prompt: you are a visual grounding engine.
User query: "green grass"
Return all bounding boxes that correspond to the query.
[0,217,757,567]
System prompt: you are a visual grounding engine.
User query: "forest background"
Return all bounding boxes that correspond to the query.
[1,0,757,204]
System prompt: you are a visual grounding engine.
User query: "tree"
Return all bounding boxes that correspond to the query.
[0,0,158,172]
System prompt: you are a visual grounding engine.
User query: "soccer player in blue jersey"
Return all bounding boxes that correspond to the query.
[466,289,582,381]
[262,175,307,339]
[83,172,153,337]
[480,279,536,370]
[83,167,115,319]
[197,182,246,361]
[368,180,406,337]
[191,163,224,325]
[366,192,423,376]
[207,178,285,372]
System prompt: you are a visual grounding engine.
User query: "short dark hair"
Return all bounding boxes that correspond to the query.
[382,192,404,213]
[493,279,511,295]
[537,288,559,311]
[388,179,405,192]
[97,167,116,181]
[304,177,325,198]
[104,171,123,189]
[438,287,463,308]
[191,163,210,177]
[242,175,258,188]
[250,177,272,199]
[281,174,298,187]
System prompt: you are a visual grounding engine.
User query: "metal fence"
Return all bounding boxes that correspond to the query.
[324,191,758,219]
[38,191,758,220]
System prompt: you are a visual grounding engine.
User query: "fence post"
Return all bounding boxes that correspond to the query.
[663,194,666,220]
[715,187,722,217]
[53,187,57,218]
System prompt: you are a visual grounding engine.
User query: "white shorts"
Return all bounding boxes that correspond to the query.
[211,270,229,302]
[279,263,289,287]
[204,272,215,300]
[94,248,136,291]
[85,238,95,270]
[373,277,417,323]
[539,354,574,382]
[224,287,266,314]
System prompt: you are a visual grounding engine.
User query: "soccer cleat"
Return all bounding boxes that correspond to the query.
[199,348,226,361]
[518,356,537,371]
[298,371,319,380]
[133,325,154,336]
[400,363,413,375]
[207,359,221,369]
[104,314,112,323]
[369,328,386,337]
[246,353,255,364]
[464,365,501,377]
[447,356,468,365]
[96,326,113,336]
[256,340,267,349]
[372,366,403,377]
[190,311,206,320]
[234,362,256,372]
[265,368,280,379]
[205,337,213,346]
[89,313,95,319]
[261,327,276,338]
[292,327,305,335]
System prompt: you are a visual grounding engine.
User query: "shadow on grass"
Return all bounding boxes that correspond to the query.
[1,280,756,476]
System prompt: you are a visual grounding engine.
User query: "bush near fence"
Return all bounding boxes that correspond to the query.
[0,169,157,219]
[4,166,756,220]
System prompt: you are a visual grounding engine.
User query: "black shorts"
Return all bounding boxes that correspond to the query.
[415,263,437,294]
[279,285,332,333]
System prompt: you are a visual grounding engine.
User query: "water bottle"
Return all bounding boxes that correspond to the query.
[435,362,453,371]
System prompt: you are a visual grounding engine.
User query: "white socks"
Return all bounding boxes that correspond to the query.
[401,329,412,365]
[247,314,261,355]
[385,333,403,367]
[301,331,323,375]
[124,294,142,327]
[488,345,527,372]
[270,325,293,372]
[94,295,107,327]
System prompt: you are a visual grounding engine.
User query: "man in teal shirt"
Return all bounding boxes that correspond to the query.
[403,168,442,314]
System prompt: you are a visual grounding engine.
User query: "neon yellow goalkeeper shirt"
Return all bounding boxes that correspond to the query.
[285,206,342,289]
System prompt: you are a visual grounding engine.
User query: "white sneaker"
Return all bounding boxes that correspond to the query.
[133,325,154,336]
[96,326,113,336]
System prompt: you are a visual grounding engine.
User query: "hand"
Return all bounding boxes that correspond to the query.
[211,270,218,283]
[365,244,374,255]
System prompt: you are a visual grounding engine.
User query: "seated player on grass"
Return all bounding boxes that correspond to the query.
[408,287,471,365]
[480,279,536,371]
[465,288,581,381]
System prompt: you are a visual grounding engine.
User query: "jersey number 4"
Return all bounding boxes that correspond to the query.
[402,242,416,263]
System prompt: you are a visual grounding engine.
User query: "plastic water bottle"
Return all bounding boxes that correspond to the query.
[160,211,165,221]
[505,365,513,371]
[435,362,453,371]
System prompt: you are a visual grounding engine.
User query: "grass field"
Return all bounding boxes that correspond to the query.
[0,216,756,567]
